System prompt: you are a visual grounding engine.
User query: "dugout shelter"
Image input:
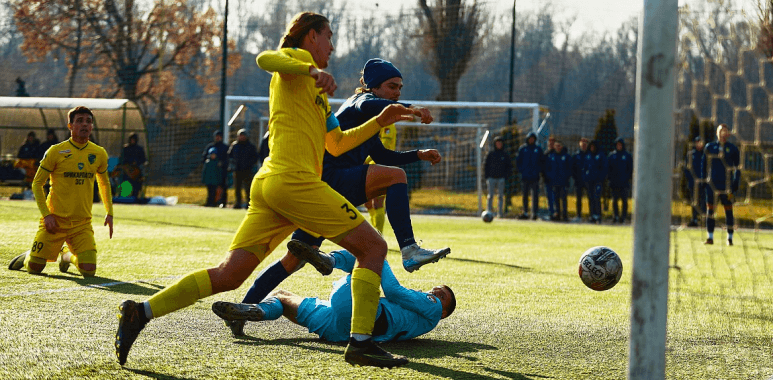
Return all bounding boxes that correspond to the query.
[0,96,147,163]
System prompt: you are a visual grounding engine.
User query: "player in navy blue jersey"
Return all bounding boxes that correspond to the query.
[216,58,451,337]
[701,124,740,245]
[212,249,455,343]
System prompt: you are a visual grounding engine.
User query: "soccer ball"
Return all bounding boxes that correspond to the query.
[578,246,623,291]
[481,211,494,223]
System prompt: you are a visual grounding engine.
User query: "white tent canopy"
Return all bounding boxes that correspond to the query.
[0,96,145,160]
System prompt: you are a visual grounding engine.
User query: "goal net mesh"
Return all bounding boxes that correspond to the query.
[668,5,773,368]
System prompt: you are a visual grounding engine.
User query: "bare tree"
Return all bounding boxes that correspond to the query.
[418,0,484,122]
[11,0,241,117]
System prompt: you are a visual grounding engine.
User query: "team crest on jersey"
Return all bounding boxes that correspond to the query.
[88,154,96,164]
[385,129,391,135]
[78,163,84,170]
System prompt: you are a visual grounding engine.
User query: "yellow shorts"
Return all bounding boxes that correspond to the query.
[30,217,95,262]
[229,172,365,261]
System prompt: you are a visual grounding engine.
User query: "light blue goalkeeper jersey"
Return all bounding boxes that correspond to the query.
[373,260,443,342]
[296,250,443,342]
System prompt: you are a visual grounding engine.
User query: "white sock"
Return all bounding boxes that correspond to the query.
[728,231,733,239]
[708,232,714,240]
[351,333,370,342]
[143,302,154,320]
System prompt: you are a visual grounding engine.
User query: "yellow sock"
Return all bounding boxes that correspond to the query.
[367,208,378,227]
[147,269,213,319]
[373,207,386,233]
[350,268,381,335]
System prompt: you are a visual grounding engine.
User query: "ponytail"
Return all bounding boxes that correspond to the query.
[279,12,330,49]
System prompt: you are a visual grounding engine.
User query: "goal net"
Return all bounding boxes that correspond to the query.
[631,4,773,378]
[224,96,546,216]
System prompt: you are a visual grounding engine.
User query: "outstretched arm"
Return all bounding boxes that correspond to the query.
[325,104,418,157]
[380,261,442,319]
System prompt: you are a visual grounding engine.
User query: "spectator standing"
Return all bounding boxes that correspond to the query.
[516,131,543,220]
[583,140,607,223]
[546,140,571,221]
[202,147,223,207]
[18,131,40,159]
[484,136,513,217]
[120,133,147,198]
[702,124,740,245]
[543,136,556,220]
[37,129,59,160]
[202,130,229,207]
[684,137,706,227]
[572,137,590,221]
[228,129,259,209]
[607,137,633,223]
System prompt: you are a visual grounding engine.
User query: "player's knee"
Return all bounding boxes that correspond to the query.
[75,250,97,276]
[26,255,47,274]
[388,167,407,184]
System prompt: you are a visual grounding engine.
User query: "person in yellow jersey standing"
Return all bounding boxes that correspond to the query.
[114,12,420,368]
[9,106,114,277]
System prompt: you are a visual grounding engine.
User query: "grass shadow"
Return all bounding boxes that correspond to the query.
[40,274,166,296]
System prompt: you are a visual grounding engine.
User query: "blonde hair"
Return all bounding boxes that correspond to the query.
[279,12,330,49]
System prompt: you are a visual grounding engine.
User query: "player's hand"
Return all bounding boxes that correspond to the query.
[309,67,337,96]
[43,214,59,234]
[418,149,441,165]
[411,106,433,124]
[376,104,417,127]
[105,214,113,239]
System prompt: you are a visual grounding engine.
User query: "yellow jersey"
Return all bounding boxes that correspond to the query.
[33,139,112,221]
[256,48,332,178]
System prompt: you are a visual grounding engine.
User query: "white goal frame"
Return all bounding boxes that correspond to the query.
[224,96,543,215]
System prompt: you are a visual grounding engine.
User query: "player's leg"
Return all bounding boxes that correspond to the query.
[332,223,406,367]
[10,219,66,274]
[621,187,629,222]
[115,177,295,365]
[363,164,450,272]
[530,180,540,220]
[546,183,555,219]
[496,178,505,217]
[705,187,716,244]
[611,187,621,222]
[721,194,734,245]
[370,195,386,233]
[64,221,98,277]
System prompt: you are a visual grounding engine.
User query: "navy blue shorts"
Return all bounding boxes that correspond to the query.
[291,165,370,246]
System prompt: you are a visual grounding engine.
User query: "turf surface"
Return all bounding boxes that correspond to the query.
[0,199,771,379]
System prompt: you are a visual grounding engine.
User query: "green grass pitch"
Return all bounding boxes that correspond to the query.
[0,199,771,379]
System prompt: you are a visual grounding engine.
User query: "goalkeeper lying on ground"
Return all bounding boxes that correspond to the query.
[212,244,456,342]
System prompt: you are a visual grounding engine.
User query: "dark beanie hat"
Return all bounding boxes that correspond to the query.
[363,58,402,89]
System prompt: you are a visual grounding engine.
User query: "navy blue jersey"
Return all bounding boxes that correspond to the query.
[702,141,740,191]
[545,148,572,187]
[607,140,633,188]
[684,148,705,190]
[324,93,418,171]
[516,132,544,181]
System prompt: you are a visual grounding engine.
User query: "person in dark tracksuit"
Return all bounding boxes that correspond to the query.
[607,137,633,223]
[572,137,590,221]
[228,129,259,209]
[583,140,607,224]
[545,141,571,221]
[202,130,229,207]
[484,136,513,217]
[701,124,740,246]
[684,137,705,227]
[516,131,543,220]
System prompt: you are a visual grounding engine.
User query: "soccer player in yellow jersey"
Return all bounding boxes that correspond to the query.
[115,12,420,368]
[8,106,114,277]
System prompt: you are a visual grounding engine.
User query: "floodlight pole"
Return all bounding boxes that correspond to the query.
[629,0,678,379]
[219,0,229,143]
[507,0,516,124]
